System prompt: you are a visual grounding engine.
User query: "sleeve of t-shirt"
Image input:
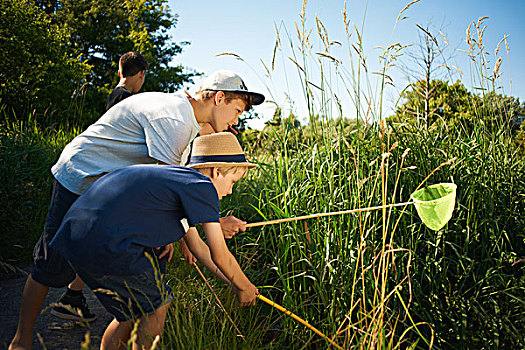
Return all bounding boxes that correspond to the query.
[143,117,194,165]
[179,181,220,227]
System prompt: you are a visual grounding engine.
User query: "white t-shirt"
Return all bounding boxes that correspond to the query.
[52,91,201,194]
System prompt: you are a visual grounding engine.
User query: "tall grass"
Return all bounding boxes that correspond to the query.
[223,1,524,348]
[0,113,79,269]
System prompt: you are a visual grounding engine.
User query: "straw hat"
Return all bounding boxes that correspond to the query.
[187,132,256,169]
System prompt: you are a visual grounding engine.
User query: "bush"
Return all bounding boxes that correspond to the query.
[0,116,77,268]
[0,0,90,127]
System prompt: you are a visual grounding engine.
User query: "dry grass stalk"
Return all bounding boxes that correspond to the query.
[439,31,449,46]
[352,44,368,72]
[493,56,503,77]
[216,52,243,61]
[315,15,329,50]
[396,0,422,22]
[342,0,351,39]
[288,56,306,74]
[353,23,362,44]
[416,24,438,47]
[317,52,341,64]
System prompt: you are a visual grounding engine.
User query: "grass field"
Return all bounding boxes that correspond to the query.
[1,1,524,348]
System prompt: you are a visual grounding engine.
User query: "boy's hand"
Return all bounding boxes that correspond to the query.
[157,243,174,262]
[179,238,196,264]
[234,283,258,306]
[219,216,246,239]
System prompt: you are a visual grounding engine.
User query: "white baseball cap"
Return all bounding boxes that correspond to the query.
[199,70,265,106]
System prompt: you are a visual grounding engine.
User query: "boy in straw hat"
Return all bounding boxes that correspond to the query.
[48,132,258,349]
[9,70,264,350]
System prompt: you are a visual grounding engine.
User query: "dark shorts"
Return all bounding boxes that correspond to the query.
[31,178,79,288]
[75,258,173,322]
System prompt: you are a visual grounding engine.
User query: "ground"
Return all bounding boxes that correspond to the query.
[0,267,112,350]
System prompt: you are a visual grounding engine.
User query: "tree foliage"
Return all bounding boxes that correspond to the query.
[391,79,525,137]
[481,91,525,133]
[0,0,194,128]
[392,80,474,126]
[52,0,194,94]
[0,0,90,123]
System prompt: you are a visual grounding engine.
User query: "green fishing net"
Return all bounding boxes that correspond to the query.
[410,183,457,231]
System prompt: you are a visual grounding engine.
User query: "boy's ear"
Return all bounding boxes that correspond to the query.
[214,91,225,105]
[211,167,221,179]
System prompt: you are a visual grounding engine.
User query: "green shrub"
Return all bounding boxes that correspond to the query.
[0,116,77,268]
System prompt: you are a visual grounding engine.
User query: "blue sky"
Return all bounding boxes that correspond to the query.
[168,0,524,128]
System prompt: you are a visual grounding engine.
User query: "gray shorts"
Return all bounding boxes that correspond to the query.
[32,178,79,287]
[75,262,173,322]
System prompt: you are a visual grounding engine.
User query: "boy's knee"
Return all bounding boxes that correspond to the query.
[152,301,171,319]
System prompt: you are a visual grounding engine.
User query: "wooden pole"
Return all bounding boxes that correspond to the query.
[257,294,344,350]
[192,263,244,338]
[246,201,413,228]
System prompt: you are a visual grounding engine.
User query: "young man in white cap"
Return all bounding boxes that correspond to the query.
[9,71,264,350]
[48,132,258,349]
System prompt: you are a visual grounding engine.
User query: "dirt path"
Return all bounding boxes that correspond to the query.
[0,268,112,350]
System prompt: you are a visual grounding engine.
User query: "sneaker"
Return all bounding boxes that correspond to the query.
[51,291,96,322]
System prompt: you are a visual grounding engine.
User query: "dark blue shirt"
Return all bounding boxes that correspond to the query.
[105,86,132,111]
[50,165,220,274]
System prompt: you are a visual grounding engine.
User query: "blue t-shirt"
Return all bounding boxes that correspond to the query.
[50,165,219,275]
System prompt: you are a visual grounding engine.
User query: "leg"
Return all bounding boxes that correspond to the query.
[68,274,84,291]
[101,318,133,350]
[133,302,171,350]
[52,275,95,322]
[11,177,81,349]
[9,275,50,350]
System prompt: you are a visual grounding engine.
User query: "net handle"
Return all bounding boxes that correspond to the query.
[245,202,414,228]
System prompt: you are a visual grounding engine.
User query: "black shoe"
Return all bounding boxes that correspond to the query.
[51,291,96,322]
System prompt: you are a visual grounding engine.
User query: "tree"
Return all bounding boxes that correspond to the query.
[480,92,525,133]
[49,0,196,126]
[390,79,525,141]
[0,0,90,123]
[1,0,195,128]
[398,26,439,129]
[391,80,476,126]
[52,0,194,93]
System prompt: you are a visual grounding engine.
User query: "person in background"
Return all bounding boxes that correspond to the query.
[104,51,148,111]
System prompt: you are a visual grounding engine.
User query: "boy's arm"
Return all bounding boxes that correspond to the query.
[178,238,196,264]
[178,216,245,265]
[219,216,246,238]
[185,223,257,305]
[182,228,229,284]
[201,223,255,294]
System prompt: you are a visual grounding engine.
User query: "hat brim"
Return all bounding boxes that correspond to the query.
[210,89,265,106]
[188,162,257,169]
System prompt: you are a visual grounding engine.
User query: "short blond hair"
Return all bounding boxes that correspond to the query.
[196,90,253,111]
[197,165,249,178]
